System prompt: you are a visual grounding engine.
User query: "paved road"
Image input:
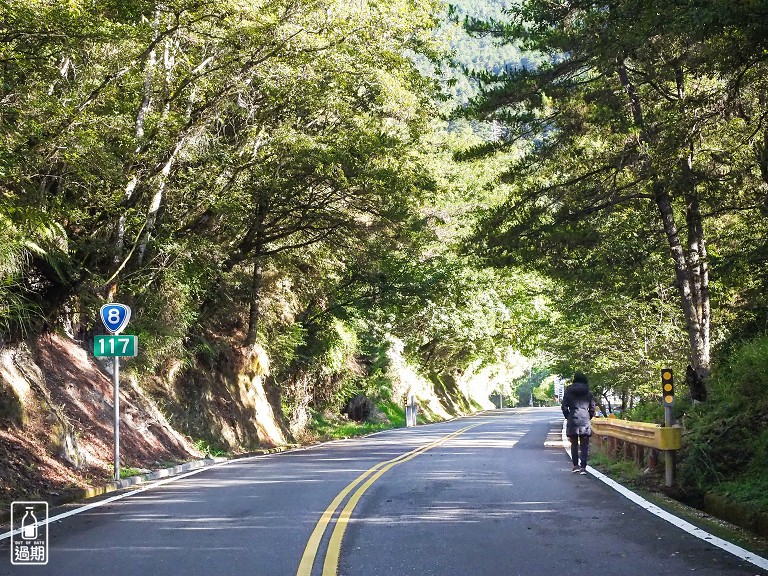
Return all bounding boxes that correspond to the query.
[1,408,766,575]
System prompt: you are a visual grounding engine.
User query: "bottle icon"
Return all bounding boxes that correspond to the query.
[21,507,38,540]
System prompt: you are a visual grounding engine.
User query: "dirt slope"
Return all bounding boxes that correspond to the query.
[0,334,200,510]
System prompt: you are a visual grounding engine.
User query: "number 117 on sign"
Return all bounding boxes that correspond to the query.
[94,335,138,357]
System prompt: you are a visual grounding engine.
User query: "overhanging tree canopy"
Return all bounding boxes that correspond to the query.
[460,0,768,399]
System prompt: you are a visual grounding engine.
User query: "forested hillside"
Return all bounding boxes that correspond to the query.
[0,0,534,495]
[1,0,768,517]
[436,0,534,105]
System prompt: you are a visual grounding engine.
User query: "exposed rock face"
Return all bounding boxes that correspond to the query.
[0,334,200,508]
[167,342,291,452]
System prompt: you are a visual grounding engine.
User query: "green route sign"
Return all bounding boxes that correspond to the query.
[94,335,138,357]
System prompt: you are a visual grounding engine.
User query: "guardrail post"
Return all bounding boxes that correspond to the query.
[648,448,658,470]
[661,369,676,487]
[591,417,681,485]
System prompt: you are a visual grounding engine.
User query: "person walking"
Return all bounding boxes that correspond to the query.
[561,371,596,475]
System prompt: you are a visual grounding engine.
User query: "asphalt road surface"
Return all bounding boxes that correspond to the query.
[1,408,766,575]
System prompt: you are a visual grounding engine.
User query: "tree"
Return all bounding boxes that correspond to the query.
[460,0,768,399]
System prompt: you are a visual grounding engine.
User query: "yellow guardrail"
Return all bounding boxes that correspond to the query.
[591,417,681,450]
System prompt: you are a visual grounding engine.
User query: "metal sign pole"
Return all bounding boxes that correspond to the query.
[661,369,675,487]
[113,356,120,481]
[664,404,674,487]
[99,303,132,483]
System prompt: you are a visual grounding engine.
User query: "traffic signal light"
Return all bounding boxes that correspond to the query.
[661,369,674,406]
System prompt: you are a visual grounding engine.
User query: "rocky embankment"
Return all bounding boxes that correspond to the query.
[0,334,199,510]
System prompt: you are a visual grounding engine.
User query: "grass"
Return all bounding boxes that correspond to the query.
[310,415,390,440]
[326,421,392,439]
[636,488,768,555]
[591,439,768,544]
[713,473,768,510]
[309,400,408,440]
[192,438,229,457]
[379,400,406,427]
[118,467,145,479]
[589,451,644,483]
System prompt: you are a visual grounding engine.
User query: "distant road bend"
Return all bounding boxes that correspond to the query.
[2,408,767,575]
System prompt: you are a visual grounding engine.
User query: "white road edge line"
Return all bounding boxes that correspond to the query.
[0,418,482,542]
[560,419,768,571]
[0,455,244,542]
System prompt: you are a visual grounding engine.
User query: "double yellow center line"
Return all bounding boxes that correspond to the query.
[296,424,483,576]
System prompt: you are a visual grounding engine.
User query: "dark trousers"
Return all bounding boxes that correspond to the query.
[569,434,590,468]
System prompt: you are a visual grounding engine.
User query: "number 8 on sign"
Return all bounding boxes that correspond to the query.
[100,303,131,334]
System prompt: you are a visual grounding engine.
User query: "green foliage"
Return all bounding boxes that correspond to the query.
[714,474,768,511]
[454,0,768,409]
[378,400,406,428]
[0,213,58,339]
[590,452,643,484]
[5,0,768,516]
[308,406,393,440]
[711,337,768,404]
[625,402,665,425]
[266,323,309,381]
[310,418,391,440]
[432,0,548,107]
[0,0,565,455]
[192,438,229,458]
[625,398,690,425]
[680,335,768,494]
[119,467,145,479]
[533,375,555,404]
[0,381,25,428]
[510,364,547,407]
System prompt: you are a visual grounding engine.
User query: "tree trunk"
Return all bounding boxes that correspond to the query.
[137,140,182,265]
[653,182,709,400]
[244,249,265,347]
[137,26,182,267]
[678,69,710,399]
[244,194,268,347]
[619,61,710,400]
[602,393,613,414]
[114,11,158,269]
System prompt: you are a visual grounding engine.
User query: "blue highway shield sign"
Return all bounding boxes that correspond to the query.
[100,303,131,334]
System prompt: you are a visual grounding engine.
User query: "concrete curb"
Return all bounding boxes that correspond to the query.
[3,411,486,523]
[0,446,297,525]
[81,456,229,499]
[92,445,297,497]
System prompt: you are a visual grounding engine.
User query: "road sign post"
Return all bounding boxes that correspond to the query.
[113,356,120,482]
[661,369,675,487]
[98,304,133,481]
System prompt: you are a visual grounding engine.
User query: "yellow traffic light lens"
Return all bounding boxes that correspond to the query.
[664,395,674,404]
[664,383,673,391]
[662,371,672,380]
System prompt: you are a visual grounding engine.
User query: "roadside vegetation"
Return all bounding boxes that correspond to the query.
[1,0,767,527]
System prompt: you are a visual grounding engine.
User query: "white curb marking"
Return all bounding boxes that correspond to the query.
[0,457,240,542]
[561,420,768,571]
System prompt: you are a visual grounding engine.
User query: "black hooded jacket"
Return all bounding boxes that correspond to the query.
[561,380,596,437]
